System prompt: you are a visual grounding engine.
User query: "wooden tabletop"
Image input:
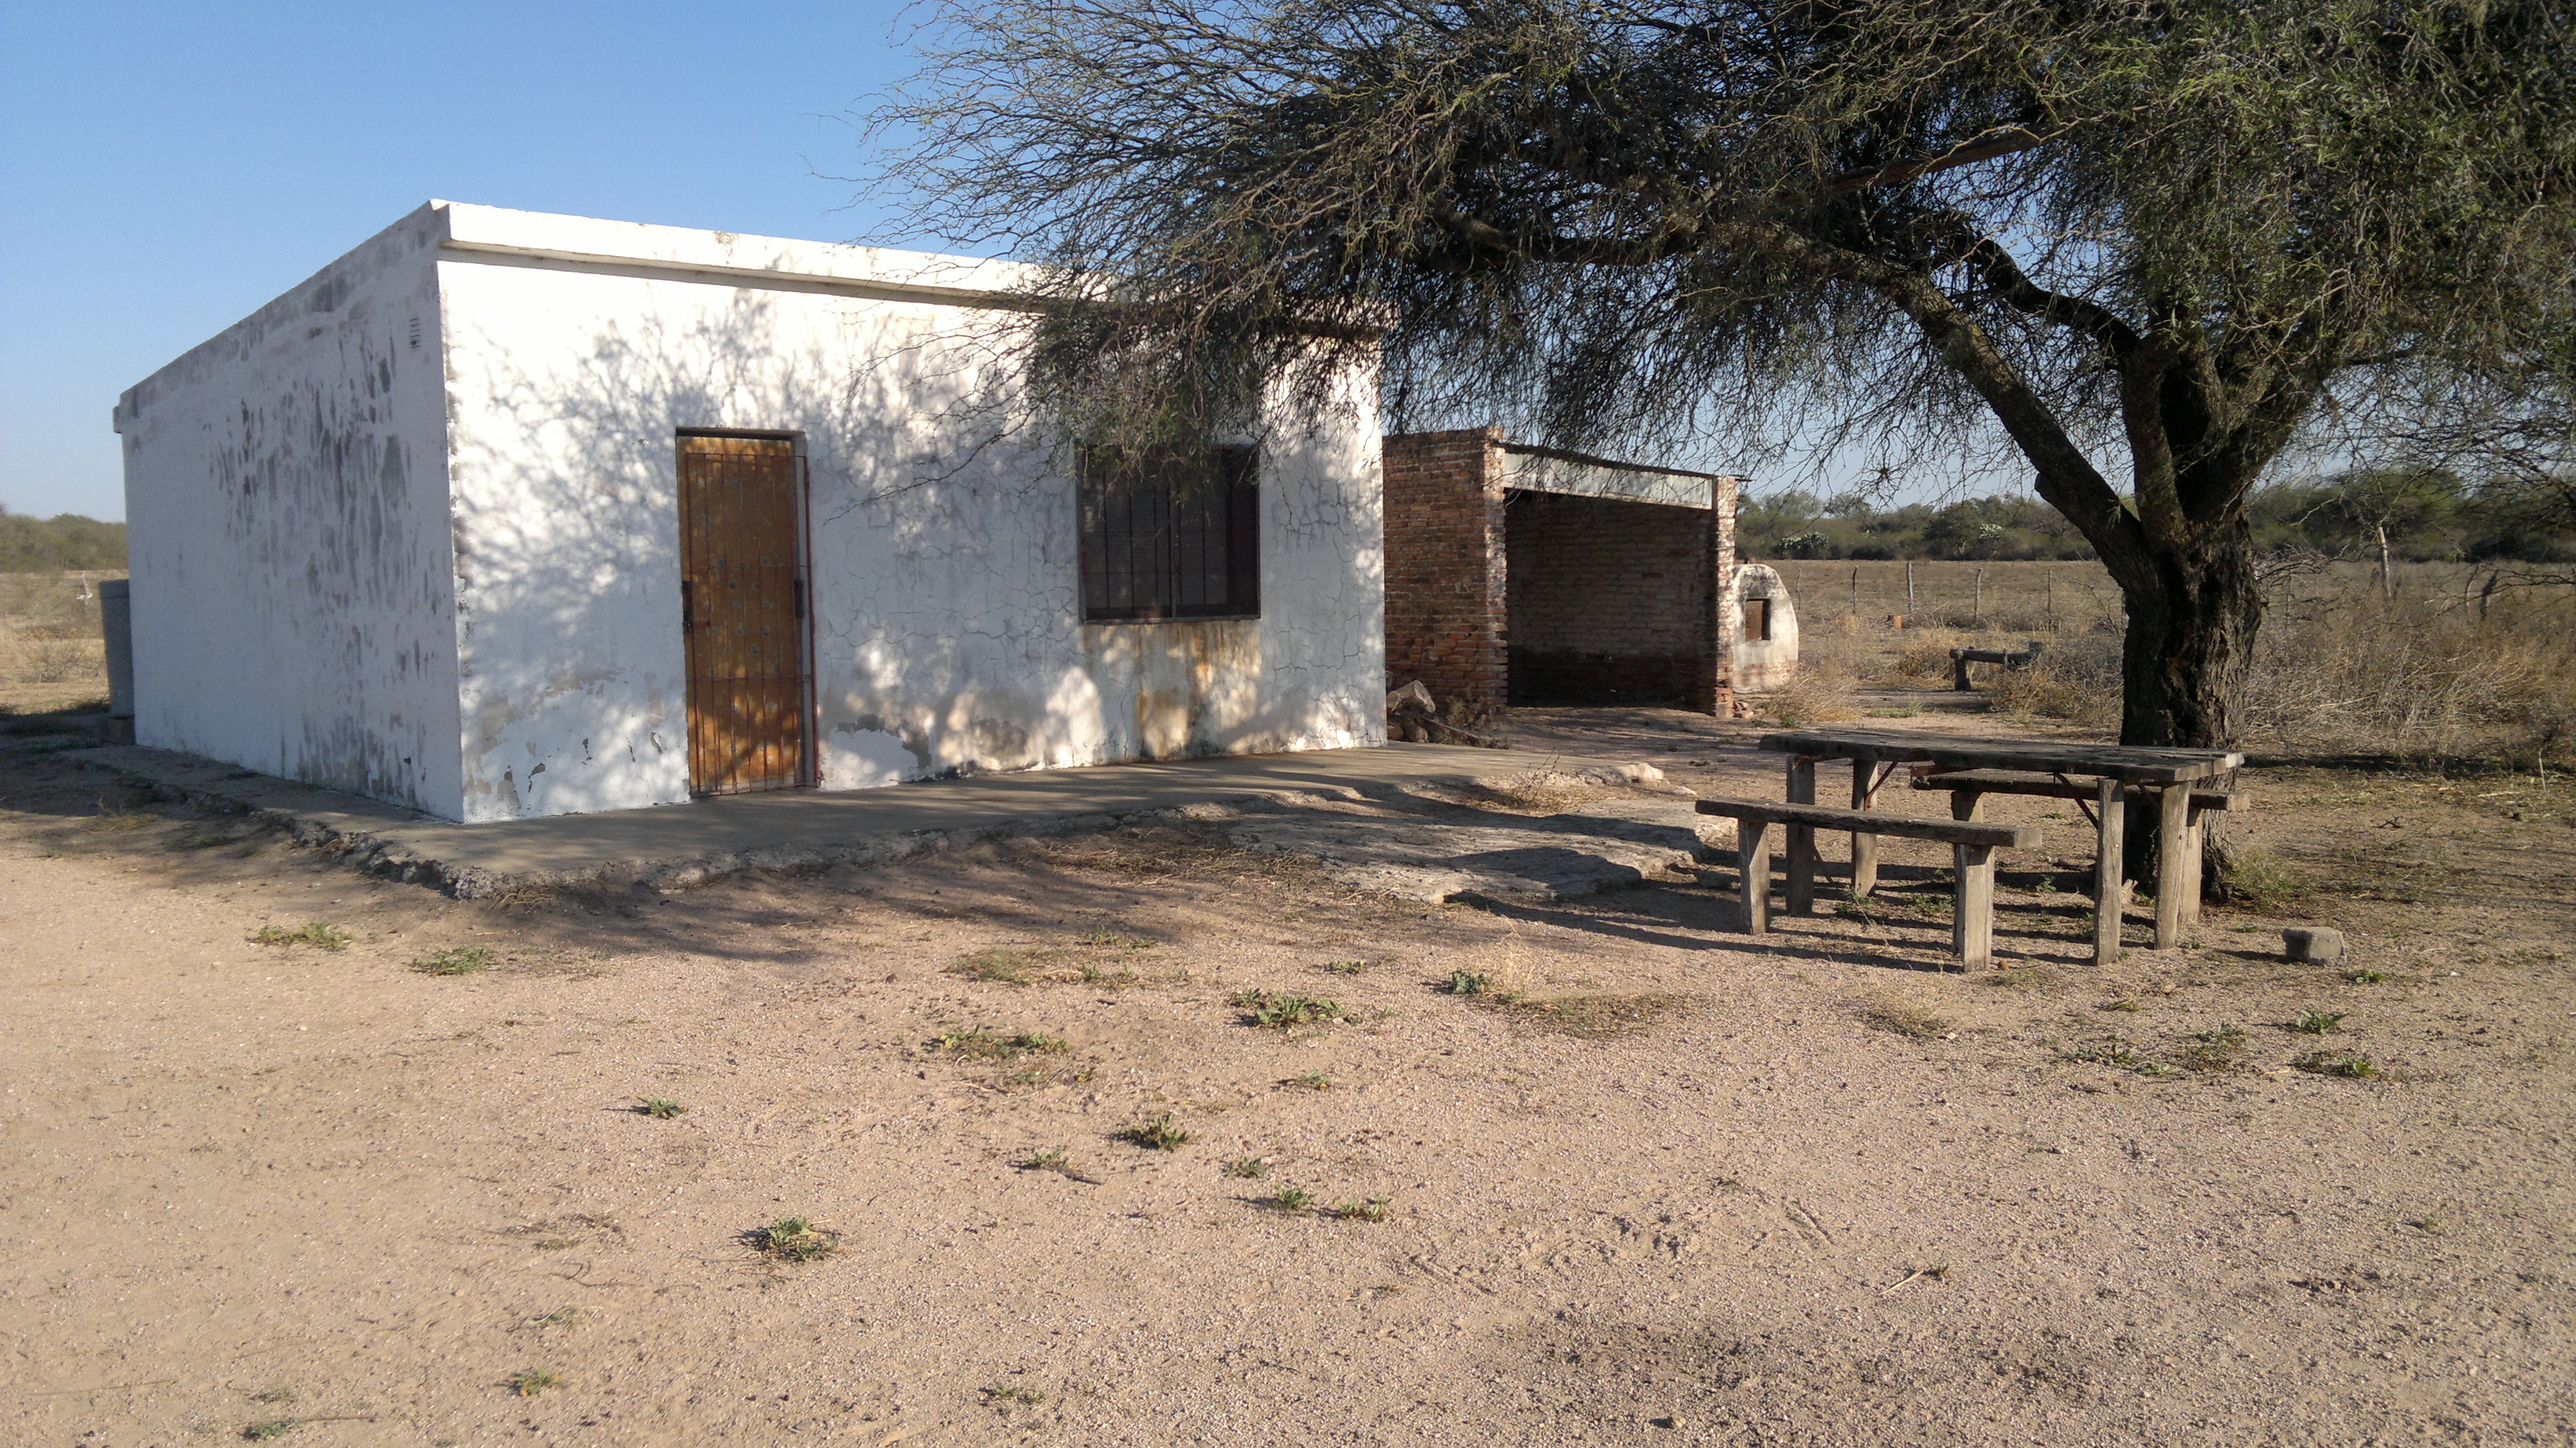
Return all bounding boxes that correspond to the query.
[1755,727,2242,784]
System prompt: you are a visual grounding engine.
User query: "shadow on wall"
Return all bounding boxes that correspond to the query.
[444,280,1376,822]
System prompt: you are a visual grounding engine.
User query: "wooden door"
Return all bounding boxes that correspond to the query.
[677,435,808,794]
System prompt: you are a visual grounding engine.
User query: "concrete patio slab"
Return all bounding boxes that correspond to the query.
[63,743,1684,900]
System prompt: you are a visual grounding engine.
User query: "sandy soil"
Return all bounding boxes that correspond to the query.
[3,707,2571,1447]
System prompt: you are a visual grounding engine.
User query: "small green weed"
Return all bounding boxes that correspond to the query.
[1265,1185,1314,1212]
[1121,1112,1191,1150]
[1233,989,1349,1027]
[1443,969,1491,996]
[1075,929,1157,951]
[506,1369,559,1397]
[243,1422,299,1441]
[2063,1035,2153,1071]
[949,948,1036,985]
[2291,1010,2347,1034]
[2345,969,2391,984]
[1865,704,1924,719]
[981,1382,1046,1406]
[2098,998,2141,1013]
[1285,1071,1333,1091]
[254,921,352,951]
[1329,1197,1391,1223]
[2295,1049,2379,1079]
[1224,1157,1269,1179]
[638,1098,686,1119]
[1321,959,1370,975]
[410,946,493,976]
[2179,1024,2250,1074]
[744,1216,838,1262]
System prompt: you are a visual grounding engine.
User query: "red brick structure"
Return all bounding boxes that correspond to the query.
[1381,430,1742,717]
[1381,428,1511,717]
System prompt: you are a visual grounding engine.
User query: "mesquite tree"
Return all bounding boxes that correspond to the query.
[869,0,2575,750]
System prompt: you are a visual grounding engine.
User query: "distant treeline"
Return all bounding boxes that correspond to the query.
[0,509,128,572]
[1739,470,2576,566]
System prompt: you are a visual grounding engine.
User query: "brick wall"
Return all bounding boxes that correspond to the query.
[1505,491,1714,705]
[1381,429,1507,717]
[1382,430,1738,716]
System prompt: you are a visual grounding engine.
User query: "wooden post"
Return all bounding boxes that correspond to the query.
[1975,567,1985,620]
[1786,757,1817,915]
[1906,558,1915,610]
[1950,790,1984,888]
[1951,651,1973,691]
[1848,756,1880,898]
[2181,797,2208,927]
[1738,815,1772,934]
[2093,779,2123,964]
[1954,843,1996,967]
[2154,784,2189,949]
[1850,566,1861,618]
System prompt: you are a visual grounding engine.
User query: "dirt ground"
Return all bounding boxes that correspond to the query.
[3,703,2572,1447]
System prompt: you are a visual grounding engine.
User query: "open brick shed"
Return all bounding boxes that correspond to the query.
[1382,428,1790,718]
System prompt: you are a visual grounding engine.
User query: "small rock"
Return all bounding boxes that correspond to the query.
[2282,926,2345,964]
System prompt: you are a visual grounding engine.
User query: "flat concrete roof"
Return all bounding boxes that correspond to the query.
[69,743,1645,899]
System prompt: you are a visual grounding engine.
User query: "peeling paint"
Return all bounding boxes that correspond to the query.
[121,202,1388,824]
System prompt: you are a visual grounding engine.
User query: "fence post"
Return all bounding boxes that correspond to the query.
[1906,559,1915,611]
[1975,567,1985,620]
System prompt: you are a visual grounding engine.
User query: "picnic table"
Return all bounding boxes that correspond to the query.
[1754,727,2244,962]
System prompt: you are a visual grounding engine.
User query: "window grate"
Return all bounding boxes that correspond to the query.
[1079,445,1259,622]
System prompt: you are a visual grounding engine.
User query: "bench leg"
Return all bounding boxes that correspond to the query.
[1952,654,1972,691]
[1786,758,1817,915]
[1849,756,1879,899]
[2094,779,2124,965]
[1954,843,1996,967]
[2155,784,2189,949]
[1948,788,1984,891]
[1738,817,1772,935]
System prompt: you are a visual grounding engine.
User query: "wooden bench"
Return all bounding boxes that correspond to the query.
[1910,768,2245,955]
[1949,643,2045,691]
[1695,798,2040,967]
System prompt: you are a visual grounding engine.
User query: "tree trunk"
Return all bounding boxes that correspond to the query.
[2114,520,2263,886]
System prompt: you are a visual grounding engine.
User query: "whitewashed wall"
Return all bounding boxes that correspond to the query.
[113,207,463,814]
[435,207,1384,823]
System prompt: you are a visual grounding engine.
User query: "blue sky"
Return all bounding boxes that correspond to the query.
[0,1,922,520]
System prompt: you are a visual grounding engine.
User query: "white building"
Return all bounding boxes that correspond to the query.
[115,203,1387,823]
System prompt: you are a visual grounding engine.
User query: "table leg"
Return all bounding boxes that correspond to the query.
[1786,757,1817,915]
[2155,783,2189,949]
[2094,779,2124,965]
[1954,843,1996,967]
[1739,816,1772,935]
[1849,755,1879,899]
[2181,799,2206,928]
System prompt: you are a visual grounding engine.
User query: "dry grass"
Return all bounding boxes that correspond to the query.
[0,572,119,696]
[1772,560,2575,767]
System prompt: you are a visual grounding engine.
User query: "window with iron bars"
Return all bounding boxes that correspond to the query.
[1078,444,1260,622]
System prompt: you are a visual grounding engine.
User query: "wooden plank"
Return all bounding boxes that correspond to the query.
[2154,783,2189,948]
[1911,770,2246,812]
[1785,757,1817,916]
[2094,778,2123,964]
[1757,728,2240,783]
[1954,843,1996,966]
[1739,815,1772,935]
[1694,799,2040,849]
[1849,754,1879,899]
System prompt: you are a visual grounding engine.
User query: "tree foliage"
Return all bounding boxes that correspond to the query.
[871,0,2576,746]
[0,508,126,573]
